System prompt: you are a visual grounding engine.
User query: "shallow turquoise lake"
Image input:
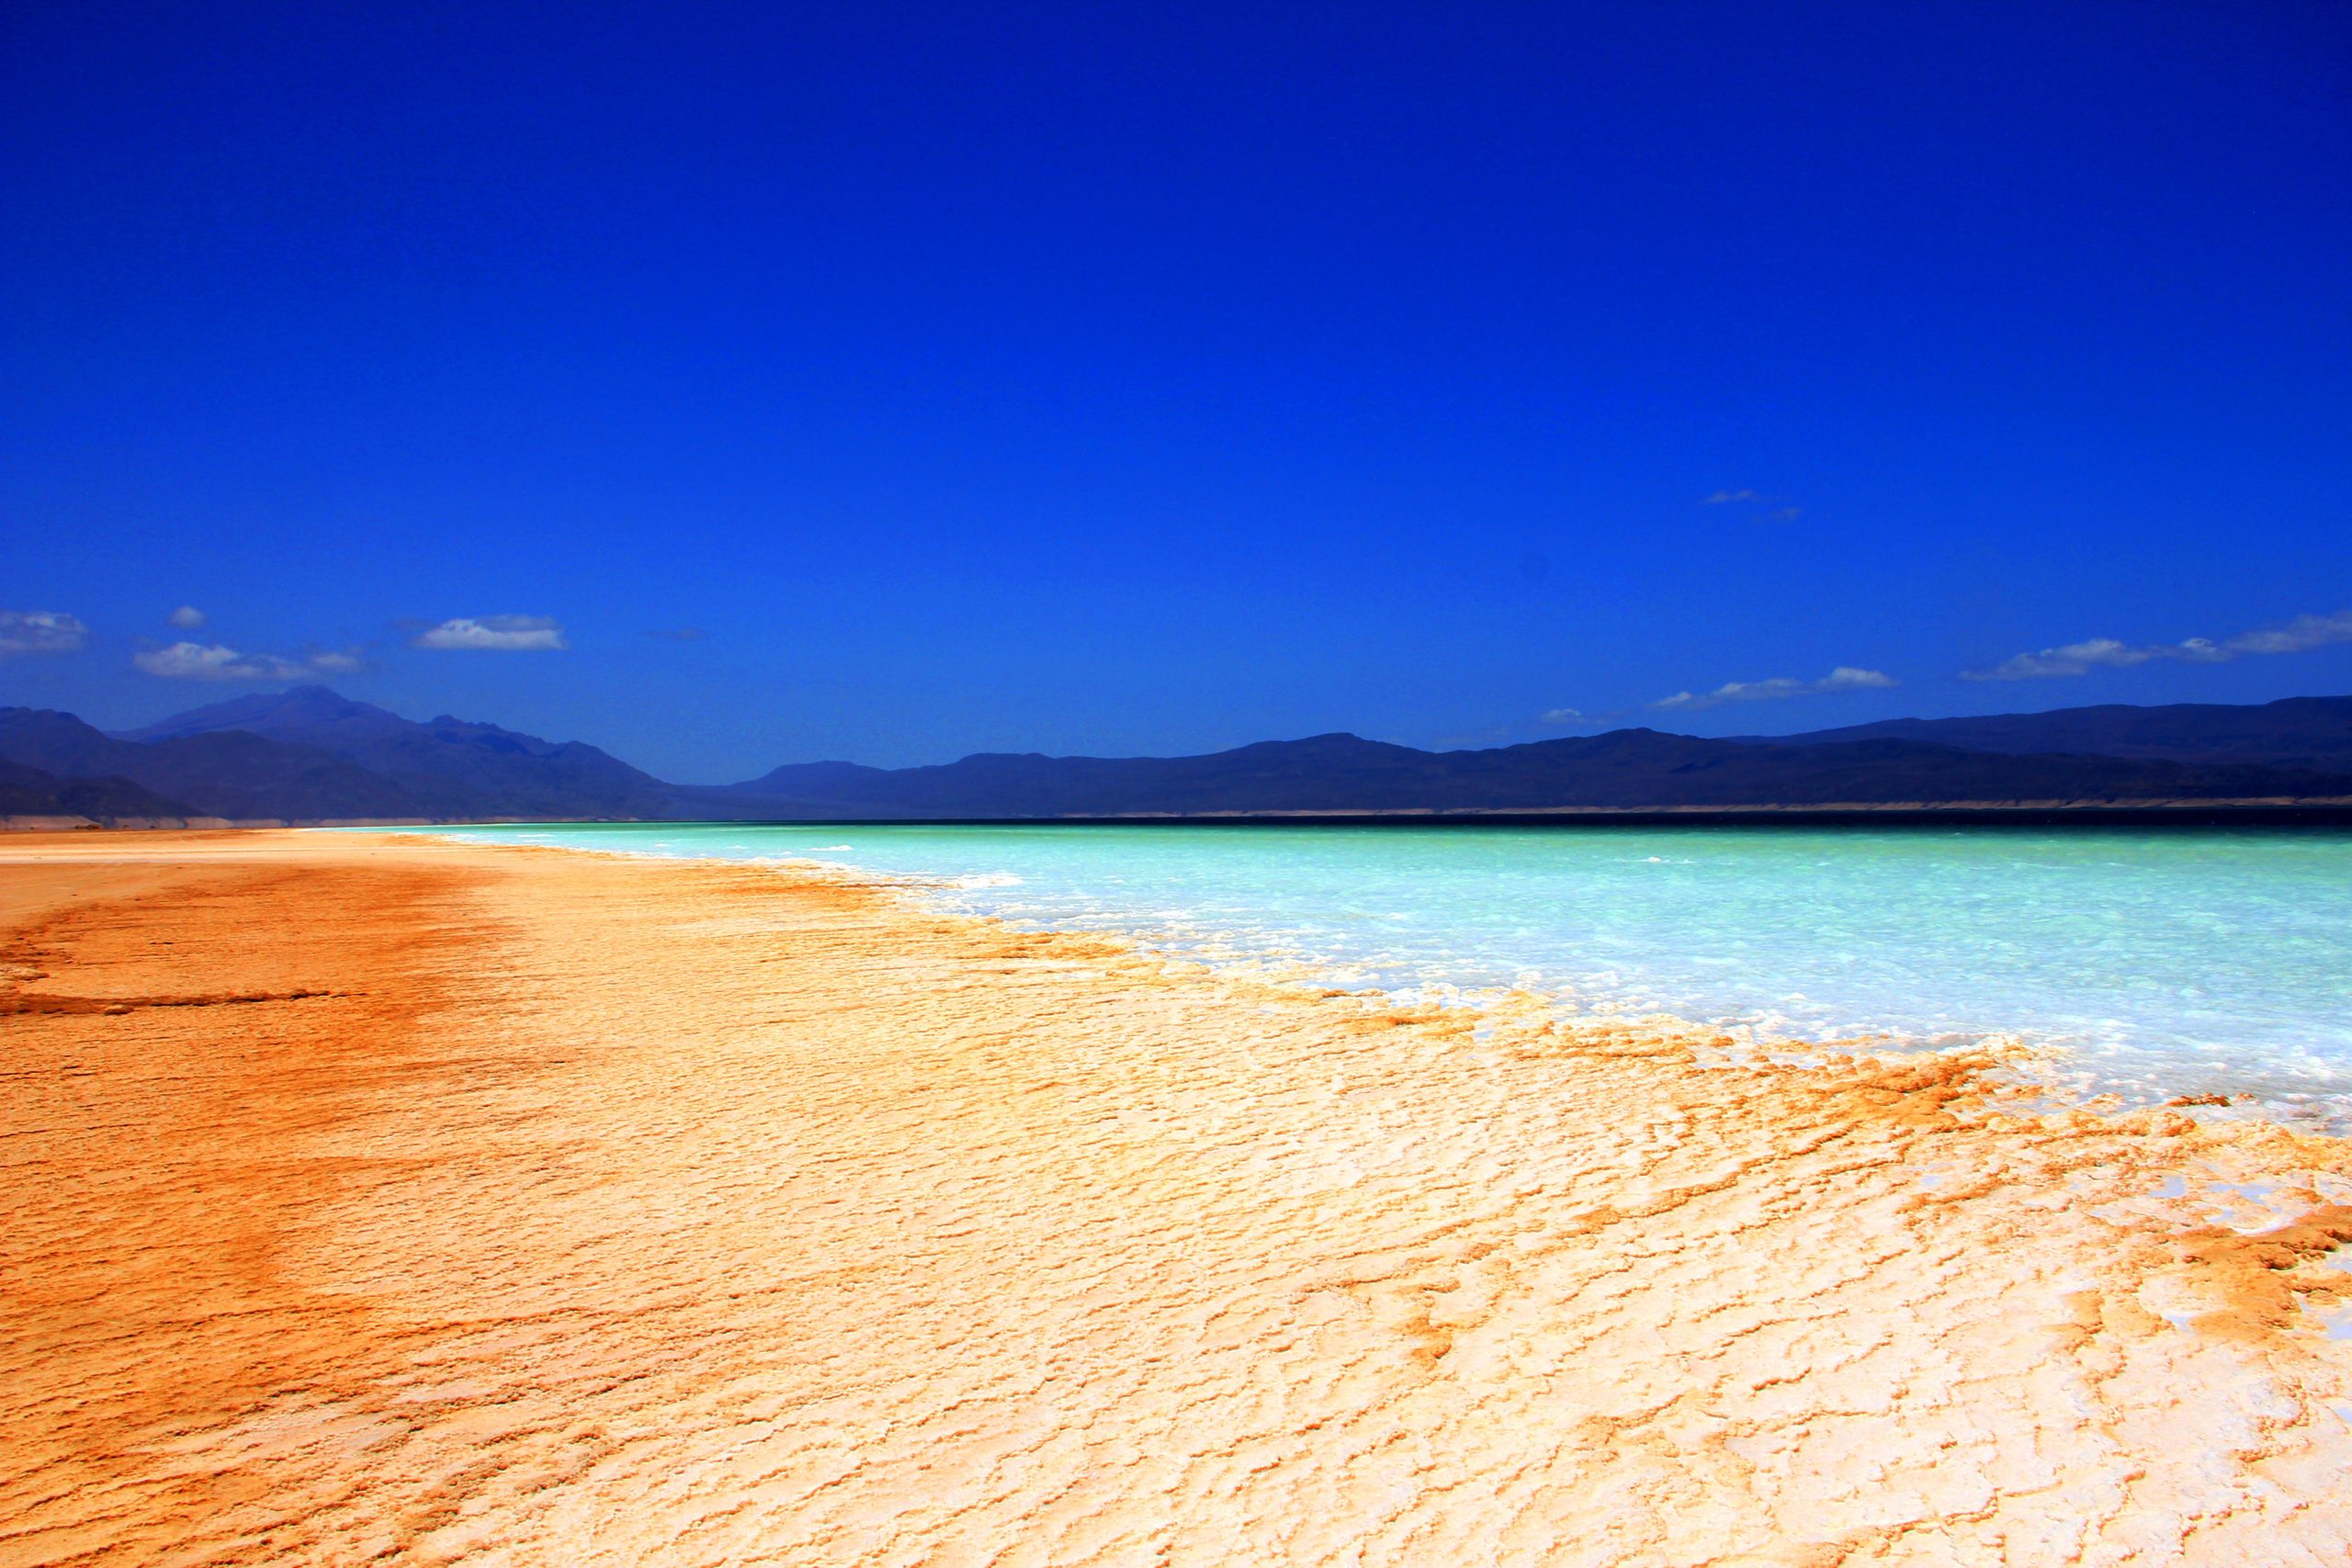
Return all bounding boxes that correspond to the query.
[420,822,2352,1129]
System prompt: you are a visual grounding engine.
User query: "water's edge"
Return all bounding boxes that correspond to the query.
[361,821,2352,1136]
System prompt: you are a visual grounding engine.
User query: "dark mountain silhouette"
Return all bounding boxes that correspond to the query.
[1754,694,2352,773]
[686,726,2352,818]
[0,707,433,821]
[112,685,673,818]
[0,757,196,823]
[7,689,2351,825]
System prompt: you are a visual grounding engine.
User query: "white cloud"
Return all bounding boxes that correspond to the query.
[410,615,568,651]
[1539,706,1585,725]
[168,605,207,629]
[132,642,362,681]
[1965,609,2352,681]
[0,610,88,658]
[1702,489,1760,505]
[134,642,306,681]
[1653,666,1897,712]
[1965,637,2177,681]
[1656,679,1802,709]
[2222,609,2352,657]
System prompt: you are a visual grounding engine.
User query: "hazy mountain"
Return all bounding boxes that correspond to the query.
[0,756,196,823]
[0,707,432,821]
[1755,694,2352,773]
[9,689,2350,825]
[113,685,673,818]
[689,726,2352,818]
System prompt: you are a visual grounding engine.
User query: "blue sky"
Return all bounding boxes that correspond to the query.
[5,0,2349,780]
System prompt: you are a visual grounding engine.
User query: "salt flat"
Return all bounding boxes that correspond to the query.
[4,830,2348,1566]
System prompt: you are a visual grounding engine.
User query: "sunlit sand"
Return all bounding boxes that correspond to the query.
[5,830,2349,1565]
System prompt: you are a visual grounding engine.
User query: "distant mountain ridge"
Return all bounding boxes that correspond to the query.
[4,687,2350,825]
[0,706,429,820]
[684,724,2352,819]
[1739,695,2352,773]
[0,756,197,824]
[110,685,673,818]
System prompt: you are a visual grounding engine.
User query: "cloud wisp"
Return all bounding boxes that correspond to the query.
[1653,666,1896,712]
[133,643,363,682]
[1965,609,2352,681]
[0,610,89,658]
[168,605,207,629]
[409,615,569,651]
[1702,489,1801,522]
[1540,667,1894,729]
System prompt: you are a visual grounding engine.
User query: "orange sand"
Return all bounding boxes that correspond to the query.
[3,829,2349,1566]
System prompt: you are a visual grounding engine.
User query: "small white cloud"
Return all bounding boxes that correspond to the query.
[307,649,366,673]
[1965,609,2352,680]
[2222,609,2352,658]
[0,609,88,658]
[134,642,307,681]
[1656,678,1803,709]
[410,615,568,651]
[1817,665,1897,691]
[1539,706,1586,725]
[168,605,207,629]
[1702,490,1801,521]
[1653,667,1897,712]
[1966,637,2165,681]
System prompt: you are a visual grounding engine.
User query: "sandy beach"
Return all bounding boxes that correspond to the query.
[4,830,2350,1566]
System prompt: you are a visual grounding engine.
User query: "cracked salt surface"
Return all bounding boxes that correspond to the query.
[13,830,2352,1564]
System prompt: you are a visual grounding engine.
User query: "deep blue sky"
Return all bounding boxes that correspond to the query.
[6,1,2349,780]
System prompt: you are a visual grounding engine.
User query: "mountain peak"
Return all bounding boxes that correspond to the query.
[112,685,401,743]
[74,685,668,818]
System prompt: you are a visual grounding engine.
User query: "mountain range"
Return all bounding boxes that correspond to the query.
[0,687,667,824]
[1731,695,2352,773]
[3,686,2350,826]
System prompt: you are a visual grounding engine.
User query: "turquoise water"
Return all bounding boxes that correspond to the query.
[420,822,2352,1129]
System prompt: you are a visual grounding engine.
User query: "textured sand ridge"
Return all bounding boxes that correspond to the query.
[3,831,2350,1566]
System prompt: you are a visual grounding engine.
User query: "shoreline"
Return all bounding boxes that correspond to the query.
[6,829,2351,1562]
[16,798,2352,832]
[414,822,2352,1138]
